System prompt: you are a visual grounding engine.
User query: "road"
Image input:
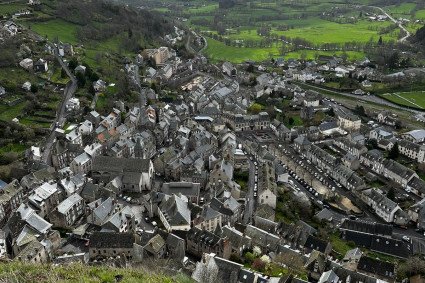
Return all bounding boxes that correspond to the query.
[368,5,411,43]
[295,81,424,114]
[242,158,256,224]
[41,47,77,165]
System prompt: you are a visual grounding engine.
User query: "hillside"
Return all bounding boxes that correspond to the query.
[36,0,173,52]
[412,24,425,45]
[0,261,193,283]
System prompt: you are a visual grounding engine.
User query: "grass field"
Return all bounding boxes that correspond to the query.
[26,19,80,44]
[0,261,192,283]
[205,37,366,63]
[0,102,27,122]
[273,19,397,44]
[0,3,27,15]
[416,10,425,20]
[205,37,280,63]
[380,91,425,110]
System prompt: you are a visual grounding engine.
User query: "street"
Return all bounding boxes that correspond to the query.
[243,158,256,224]
[41,46,77,165]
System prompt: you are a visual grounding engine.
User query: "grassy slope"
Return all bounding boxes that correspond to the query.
[28,19,80,44]
[379,91,425,110]
[0,261,193,283]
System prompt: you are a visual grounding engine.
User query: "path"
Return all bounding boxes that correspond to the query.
[365,5,411,42]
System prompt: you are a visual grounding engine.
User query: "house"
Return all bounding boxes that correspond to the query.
[210,196,242,225]
[193,205,222,232]
[0,86,6,97]
[93,80,107,92]
[16,240,48,263]
[334,137,367,158]
[166,233,185,262]
[244,224,280,253]
[19,58,33,70]
[357,256,395,280]
[186,227,231,259]
[28,182,61,218]
[318,270,339,283]
[91,156,154,192]
[59,174,85,196]
[66,98,80,112]
[402,129,425,143]
[337,111,361,131]
[192,252,243,283]
[359,149,385,174]
[70,152,92,174]
[142,47,172,66]
[377,111,398,126]
[221,225,252,256]
[369,127,394,141]
[102,205,135,232]
[50,194,84,228]
[222,62,237,77]
[161,182,200,204]
[74,65,86,75]
[158,194,191,232]
[33,59,48,72]
[340,229,411,259]
[293,136,311,153]
[360,188,407,224]
[22,81,31,91]
[88,232,136,260]
[383,159,418,188]
[143,234,166,259]
[65,129,83,146]
[398,139,422,161]
[0,180,25,225]
[304,235,332,255]
[258,187,277,209]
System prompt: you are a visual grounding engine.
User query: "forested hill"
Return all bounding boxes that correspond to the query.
[43,0,173,50]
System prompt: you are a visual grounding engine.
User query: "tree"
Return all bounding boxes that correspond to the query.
[61,68,67,78]
[76,72,86,87]
[30,84,38,93]
[378,36,383,46]
[68,57,78,70]
[252,258,266,272]
[354,105,365,116]
[387,51,400,69]
[288,117,295,125]
[327,107,335,117]
[388,142,399,160]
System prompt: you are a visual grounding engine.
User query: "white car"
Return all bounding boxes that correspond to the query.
[402,236,411,242]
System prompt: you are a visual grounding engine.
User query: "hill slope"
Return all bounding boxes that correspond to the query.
[412,25,425,45]
[0,261,193,283]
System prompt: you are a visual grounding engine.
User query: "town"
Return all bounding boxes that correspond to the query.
[1,0,425,282]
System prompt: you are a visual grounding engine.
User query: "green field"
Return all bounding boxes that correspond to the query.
[416,10,425,20]
[0,261,192,283]
[380,91,425,110]
[205,37,280,63]
[0,3,27,15]
[205,37,366,63]
[26,19,79,44]
[0,102,27,122]
[273,19,397,44]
